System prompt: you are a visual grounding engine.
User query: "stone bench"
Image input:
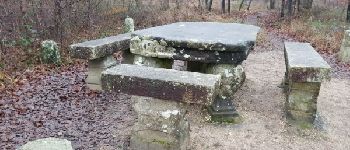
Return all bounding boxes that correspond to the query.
[284,42,331,126]
[69,33,132,90]
[101,64,221,106]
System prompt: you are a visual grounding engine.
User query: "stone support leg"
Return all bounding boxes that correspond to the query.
[206,64,245,123]
[130,96,190,150]
[286,81,321,125]
[86,55,116,90]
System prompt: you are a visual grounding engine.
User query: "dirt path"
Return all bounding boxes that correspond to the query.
[188,32,350,150]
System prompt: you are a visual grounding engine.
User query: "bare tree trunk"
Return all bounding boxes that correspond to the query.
[247,0,253,10]
[281,0,285,17]
[239,0,245,11]
[207,0,213,11]
[347,0,350,23]
[270,0,275,9]
[222,0,226,13]
[228,0,231,13]
[287,0,293,16]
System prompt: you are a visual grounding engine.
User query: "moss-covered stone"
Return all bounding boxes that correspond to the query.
[338,30,350,63]
[41,40,61,65]
[206,64,245,96]
[131,96,189,135]
[124,16,135,33]
[130,96,190,150]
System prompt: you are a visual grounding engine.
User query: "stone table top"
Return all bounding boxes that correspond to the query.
[131,22,260,52]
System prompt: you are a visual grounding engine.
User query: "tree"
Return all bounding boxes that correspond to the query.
[207,0,213,11]
[281,0,285,17]
[269,0,276,9]
[222,0,226,13]
[287,0,293,16]
[228,0,231,13]
[347,0,350,23]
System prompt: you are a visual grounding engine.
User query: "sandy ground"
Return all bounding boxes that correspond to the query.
[188,37,350,150]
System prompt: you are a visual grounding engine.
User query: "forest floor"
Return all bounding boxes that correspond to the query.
[1,11,350,150]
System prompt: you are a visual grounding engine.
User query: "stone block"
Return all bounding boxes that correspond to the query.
[101,64,221,105]
[130,130,189,150]
[131,96,189,135]
[287,82,320,113]
[338,30,350,63]
[284,42,331,83]
[69,33,130,60]
[130,96,190,150]
[86,55,116,90]
[18,138,73,150]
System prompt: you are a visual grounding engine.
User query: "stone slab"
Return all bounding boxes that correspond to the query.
[101,64,221,105]
[284,42,331,83]
[131,22,260,52]
[18,138,73,150]
[70,33,131,60]
[130,130,189,150]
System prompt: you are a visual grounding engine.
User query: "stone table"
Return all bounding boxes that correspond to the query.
[130,22,260,122]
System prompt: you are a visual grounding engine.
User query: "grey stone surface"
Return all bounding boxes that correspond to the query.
[133,55,172,68]
[41,40,61,65]
[131,96,189,136]
[284,42,331,83]
[339,30,350,63]
[130,22,260,63]
[130,130,189,150]
[70,33,130,60]
[206,64,245,95]
[131,22,260,52]
[124,17,135,33]
[286,82,321,124]
[86,55,117,90]
[101,64,221,105]
[18,138,73,150]
[130,96,190,150]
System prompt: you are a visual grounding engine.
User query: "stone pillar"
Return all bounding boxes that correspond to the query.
[86,55,116,90]
[339,30,350,63]
[130,96,190,150]
[206,64,245,123]
[133,55,172,68]
[41,40,61,65]
[286,81,320,125]
[284,42,331,128]
[124,16,135,33]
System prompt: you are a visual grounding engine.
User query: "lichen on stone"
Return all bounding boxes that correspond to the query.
[41,40,61,65]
